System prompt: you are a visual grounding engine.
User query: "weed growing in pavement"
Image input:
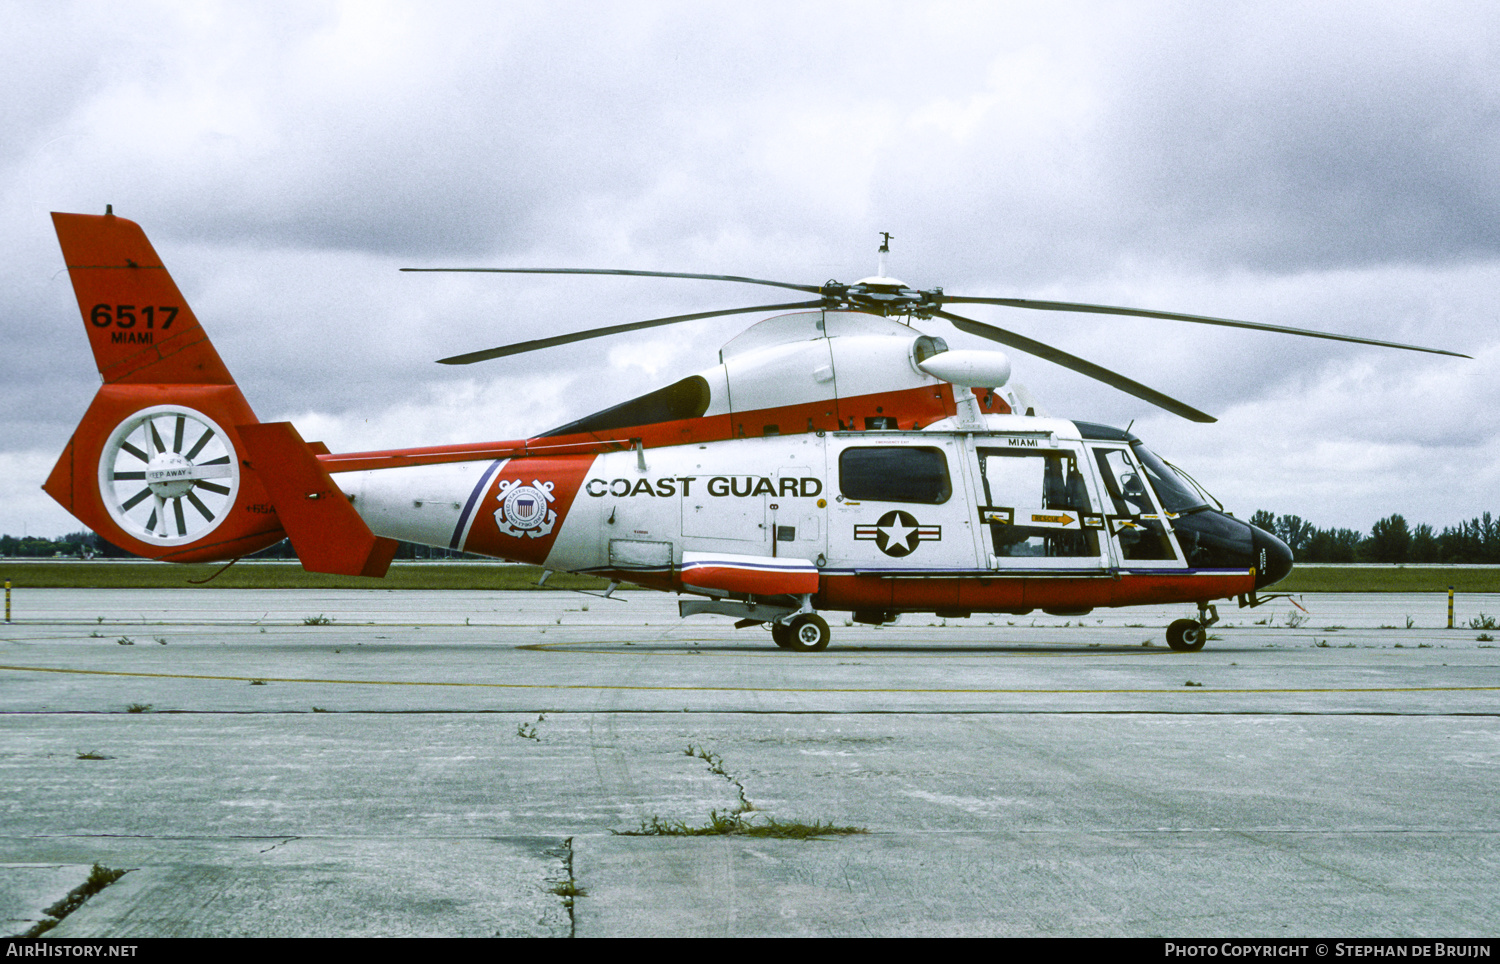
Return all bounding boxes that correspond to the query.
[302,614,333,626]
[615,811,867,839]
[614,744,868,839]
[125,703,152,713]
[23,864,128,937]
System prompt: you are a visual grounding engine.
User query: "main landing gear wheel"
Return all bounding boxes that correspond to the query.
[1166,618,1206,652]
[770,621,794,649]
[784,613,830,653]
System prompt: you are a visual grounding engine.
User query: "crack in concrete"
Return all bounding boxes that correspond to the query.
[257,836,298,854]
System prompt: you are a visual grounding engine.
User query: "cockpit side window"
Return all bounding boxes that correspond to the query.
[1092,447,1176,561]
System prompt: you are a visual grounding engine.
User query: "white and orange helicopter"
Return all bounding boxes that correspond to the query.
[43,212,1467,652]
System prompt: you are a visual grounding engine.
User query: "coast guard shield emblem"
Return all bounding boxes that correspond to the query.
[494,479,557,539]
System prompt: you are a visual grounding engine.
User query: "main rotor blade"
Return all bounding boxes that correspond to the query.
[941,296,1470,359]
[935,309,1216,423]
[437,301,826,364]
[404,266,824,296]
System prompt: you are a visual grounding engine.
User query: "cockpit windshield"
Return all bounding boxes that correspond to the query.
[1129,443,1211,513]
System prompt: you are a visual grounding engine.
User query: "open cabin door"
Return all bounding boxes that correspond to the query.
[970,440,1110,573]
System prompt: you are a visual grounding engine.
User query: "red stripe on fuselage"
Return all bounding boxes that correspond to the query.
[312,385,1006,474]
[460,455,594,564]
[815,570,1256,612]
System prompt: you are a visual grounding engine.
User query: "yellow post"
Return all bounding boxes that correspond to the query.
[1448,586,1455,629]
[4,580,9,623]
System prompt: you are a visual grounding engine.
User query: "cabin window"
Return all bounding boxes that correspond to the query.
[839,447,952,504]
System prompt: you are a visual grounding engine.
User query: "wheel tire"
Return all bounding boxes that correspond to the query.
[785,613,830,652]
[770,621,794,649]
[1166,618,1206,652]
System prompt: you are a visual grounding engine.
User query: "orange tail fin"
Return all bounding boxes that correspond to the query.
[44,211,285,561]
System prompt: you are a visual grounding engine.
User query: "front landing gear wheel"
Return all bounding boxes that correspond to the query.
[770,621,794,649]
[786,613,830,652]
[1166,618,1206,652]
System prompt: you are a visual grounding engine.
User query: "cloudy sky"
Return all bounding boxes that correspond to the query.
[4,1,1497,539]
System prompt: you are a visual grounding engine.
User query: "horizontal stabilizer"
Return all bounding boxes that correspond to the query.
[680,551,819,596]
[238,422,398,577]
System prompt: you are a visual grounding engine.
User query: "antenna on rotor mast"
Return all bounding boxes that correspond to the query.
[877,231,893,278]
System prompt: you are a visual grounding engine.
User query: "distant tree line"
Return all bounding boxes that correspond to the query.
[1249,511,1500,564]
[0,531,99,558]
[0,532,480,561]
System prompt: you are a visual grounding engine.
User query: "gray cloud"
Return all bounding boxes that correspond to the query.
[4,1,1498,537]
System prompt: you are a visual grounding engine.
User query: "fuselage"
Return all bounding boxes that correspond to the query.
[334,413,1292,619]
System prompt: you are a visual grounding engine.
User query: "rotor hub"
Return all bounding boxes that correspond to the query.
[821,278,944,318]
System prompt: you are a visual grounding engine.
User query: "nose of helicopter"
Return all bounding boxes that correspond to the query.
[1251,524,1294,589]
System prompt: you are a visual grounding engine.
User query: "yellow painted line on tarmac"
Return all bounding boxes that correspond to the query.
[1,663,1498,696]
[518,639,1170,658]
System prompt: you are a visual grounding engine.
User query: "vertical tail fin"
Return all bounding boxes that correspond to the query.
[45,211,285,561]
[51,211,236,385]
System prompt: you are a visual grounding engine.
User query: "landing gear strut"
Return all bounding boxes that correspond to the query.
[1166,603,1218,653]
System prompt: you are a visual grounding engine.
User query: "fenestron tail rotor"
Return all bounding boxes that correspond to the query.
[407,236,1469,421]
[98,405,240,546]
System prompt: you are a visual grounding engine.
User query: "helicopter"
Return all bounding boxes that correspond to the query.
[43,212,1468,652]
